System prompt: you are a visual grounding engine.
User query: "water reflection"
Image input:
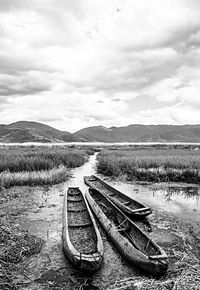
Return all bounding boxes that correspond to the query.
[107,180,200,222]
[67,152,98,192]
[166,186,200,198]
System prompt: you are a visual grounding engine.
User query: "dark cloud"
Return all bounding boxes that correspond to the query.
[112,98,122,102]
[0,72,52,97]
[0,84,50,97]
[0,96,9,104]
[87,114,108,121]
[38,116,62,122]
[0,0,18,11]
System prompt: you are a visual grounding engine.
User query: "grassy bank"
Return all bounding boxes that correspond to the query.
[0,146,90,187]
[108,262,200,289]
[97,148,200,183]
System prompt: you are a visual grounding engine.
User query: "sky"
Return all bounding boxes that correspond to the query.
[0,0,200,132]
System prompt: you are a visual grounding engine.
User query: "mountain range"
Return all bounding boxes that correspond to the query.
[1,121,200,143]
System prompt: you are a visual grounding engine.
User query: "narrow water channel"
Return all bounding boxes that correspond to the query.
[27,152,98,242]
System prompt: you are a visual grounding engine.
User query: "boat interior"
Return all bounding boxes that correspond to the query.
[67,187,97,254]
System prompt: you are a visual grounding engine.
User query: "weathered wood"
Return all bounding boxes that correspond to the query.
[86,188,168,276]
[62,187,103,271]
[69,222,92,228]
[84,175,152,218]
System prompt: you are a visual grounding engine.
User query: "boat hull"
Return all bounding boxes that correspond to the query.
[86,189,168,276]
[62,187,103,271]
[84,175,152,218]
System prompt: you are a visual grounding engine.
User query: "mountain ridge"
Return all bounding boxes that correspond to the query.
[1,121,200,143]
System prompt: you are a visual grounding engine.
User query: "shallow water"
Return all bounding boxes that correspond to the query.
[67,152,98,191]
[26,153,98,242]
[104,180,200,223]
[26,151,200,244]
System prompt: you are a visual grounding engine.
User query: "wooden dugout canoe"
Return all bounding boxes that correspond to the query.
[62,187,103,271]
[86,188,168,276]
[84,175,152,218]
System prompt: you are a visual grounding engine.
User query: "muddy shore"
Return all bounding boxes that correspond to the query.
[1,154,200,289]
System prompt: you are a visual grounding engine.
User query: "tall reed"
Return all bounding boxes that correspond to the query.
[0,146,89,187]
[97,149,200,183]
[0,147,87,173]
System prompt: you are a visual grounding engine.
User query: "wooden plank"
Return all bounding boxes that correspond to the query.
[69,222,92,228]
[149,254,168,260]
[131,207,151,213]
[68,208,86,213]
[122,201,130,206]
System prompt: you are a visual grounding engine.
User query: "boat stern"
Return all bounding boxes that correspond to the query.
[79,253,103,272]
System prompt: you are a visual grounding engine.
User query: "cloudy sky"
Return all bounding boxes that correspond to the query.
[0,0,200,132]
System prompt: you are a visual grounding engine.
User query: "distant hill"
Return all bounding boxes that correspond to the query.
[0,121,73,143]
[74,124,200,143]
[1,121,200,143]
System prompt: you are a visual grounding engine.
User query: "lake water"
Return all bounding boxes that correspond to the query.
[1,141,200,146]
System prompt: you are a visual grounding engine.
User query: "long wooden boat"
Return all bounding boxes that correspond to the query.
[84,175,152,218]
[62,187,103,271]
[86,188,168,276]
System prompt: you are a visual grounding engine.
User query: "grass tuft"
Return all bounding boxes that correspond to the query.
[108,252,200,290]
[0,165,70,188]
[0,220,44,289]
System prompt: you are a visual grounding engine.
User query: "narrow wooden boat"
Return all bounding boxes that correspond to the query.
[86,188,168,276]
[84,175,152,218]
[62,187,103,271]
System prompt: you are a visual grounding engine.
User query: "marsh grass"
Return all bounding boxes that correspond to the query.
[0,147,87,173]
[0,165,70,188]
[0,146,89,187]
[97,149,200,183]
[108,257,200,290]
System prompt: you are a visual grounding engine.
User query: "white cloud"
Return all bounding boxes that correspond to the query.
[0,0,200,130]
